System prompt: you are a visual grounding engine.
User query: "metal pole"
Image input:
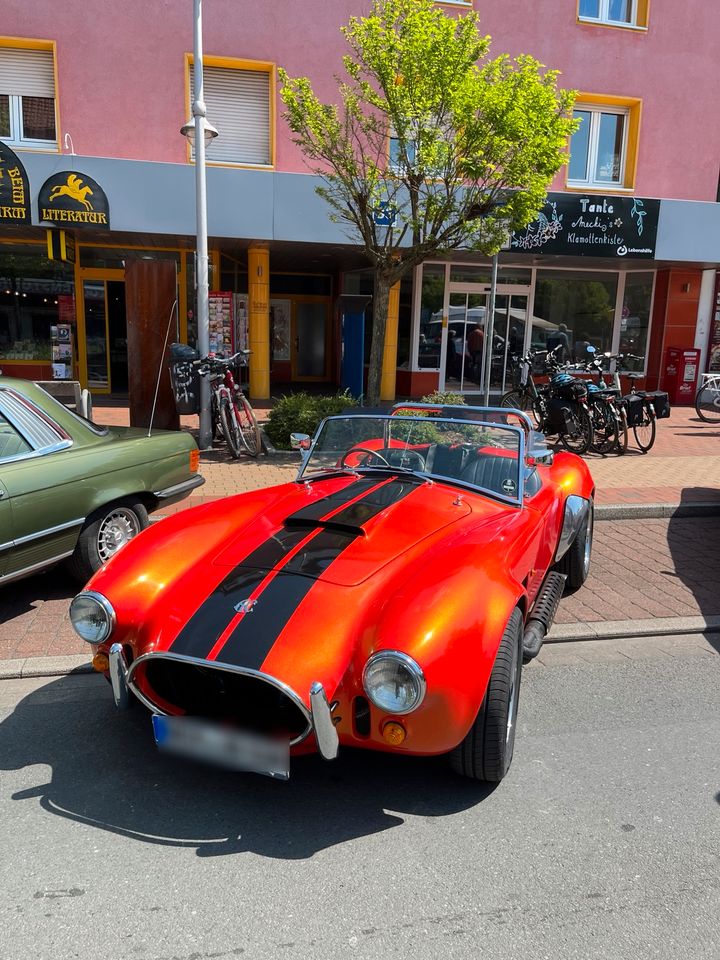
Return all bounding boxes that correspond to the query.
[482,251,499,406]
[193,0,212,449]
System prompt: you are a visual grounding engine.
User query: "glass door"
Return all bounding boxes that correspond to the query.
[292,299,329,380]
[443,291,488,394]
[82,280,110,391]
[489,294,528,396]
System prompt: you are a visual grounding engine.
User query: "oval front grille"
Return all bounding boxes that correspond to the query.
[141,658,311,742]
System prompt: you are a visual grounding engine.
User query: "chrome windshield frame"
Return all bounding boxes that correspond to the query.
[296,413,526,507]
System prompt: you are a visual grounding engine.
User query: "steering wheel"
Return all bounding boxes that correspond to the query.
[340,446,391,468]
[384,448,426,471]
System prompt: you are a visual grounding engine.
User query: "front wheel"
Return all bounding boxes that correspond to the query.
[219,397,243,458]
[589,401,619,455]
[449,607,523,783]
[501,389,542,428]
[695,385,720,423]
[67,499,149,584]
[559,404,593,456]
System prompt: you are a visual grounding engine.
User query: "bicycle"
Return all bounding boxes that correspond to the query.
[582,349,629,455]
[607,353,657,453]
[501,346,593,454]
[195,351,261,458]
[695,373,720,423]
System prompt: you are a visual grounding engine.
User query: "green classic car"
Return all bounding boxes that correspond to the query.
[0,378,204,585]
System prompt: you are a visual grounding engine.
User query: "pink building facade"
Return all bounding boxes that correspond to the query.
[1,0,719,399]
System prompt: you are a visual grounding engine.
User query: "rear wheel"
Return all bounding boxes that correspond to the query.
[555,500,594,592]
[67,498,148,584]
[449,607,523,783]
[234,393,261,457]
[559,404,593,455]
[219,397,242,458]
[632,405,657,453]
[501,390,542,428]
[695,385,720,423]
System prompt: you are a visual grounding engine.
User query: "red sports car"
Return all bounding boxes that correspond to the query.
[70,405,594,783]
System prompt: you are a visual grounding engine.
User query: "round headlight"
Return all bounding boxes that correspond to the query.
[362,651,426,715]
[69,592,115,644]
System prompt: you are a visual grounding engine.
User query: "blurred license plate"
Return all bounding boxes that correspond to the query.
[152,715,290,780]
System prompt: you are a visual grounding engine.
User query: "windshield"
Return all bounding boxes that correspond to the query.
[298,414,524,504]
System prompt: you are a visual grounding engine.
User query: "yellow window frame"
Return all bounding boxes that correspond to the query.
[566,93,642,193]
[577,0,650,31]
[184,53,275,170]
[0,35,61,154]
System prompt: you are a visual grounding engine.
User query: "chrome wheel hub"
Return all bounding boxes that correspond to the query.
[97,508,140,562]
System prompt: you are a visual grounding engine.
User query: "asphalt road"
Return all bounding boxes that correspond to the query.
[1,635,718,960]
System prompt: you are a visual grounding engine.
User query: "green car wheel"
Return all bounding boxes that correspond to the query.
[67,499,149,584]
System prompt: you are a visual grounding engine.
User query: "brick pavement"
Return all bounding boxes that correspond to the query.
[1,403,719,663]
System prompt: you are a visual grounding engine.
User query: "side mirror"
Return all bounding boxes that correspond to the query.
[290,432,311,451]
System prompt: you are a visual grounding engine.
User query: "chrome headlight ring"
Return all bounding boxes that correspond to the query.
[362,650,427,715]
[69,591,116,644]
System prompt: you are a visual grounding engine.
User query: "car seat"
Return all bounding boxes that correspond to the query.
[458,453,519,497]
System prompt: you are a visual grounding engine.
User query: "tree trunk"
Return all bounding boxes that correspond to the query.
[366,269,391,407]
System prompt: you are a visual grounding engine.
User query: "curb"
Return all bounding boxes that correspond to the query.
[596,501,720,521]
[546,614,720,643]
[4,614,720,680]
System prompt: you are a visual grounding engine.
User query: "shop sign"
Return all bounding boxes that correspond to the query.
[0,142,31,223]
[38,171,110,228]
[46,229,76,264]
[510,193,660,258]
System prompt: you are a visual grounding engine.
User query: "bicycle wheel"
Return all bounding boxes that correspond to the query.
[559,404,593,455]
[695,385,720,423]
[233,392,261,457]
[501,389,542,427]
[632,404,656,453]
[589,401,619,455]
[616,404,629,455]
[219,397,243,458]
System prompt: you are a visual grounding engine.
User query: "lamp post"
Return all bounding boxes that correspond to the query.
[181,0,218,450]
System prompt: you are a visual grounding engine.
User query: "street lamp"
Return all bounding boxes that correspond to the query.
[180,0,218,450]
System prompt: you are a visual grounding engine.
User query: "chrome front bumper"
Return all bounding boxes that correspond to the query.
[109,647,340,761]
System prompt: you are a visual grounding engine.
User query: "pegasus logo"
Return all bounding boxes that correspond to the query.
[234,598,257,614]
[48,174,94,211]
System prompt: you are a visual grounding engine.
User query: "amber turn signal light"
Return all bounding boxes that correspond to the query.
[189,449,200,472]
[92,653,109,672]
[382,721,406,746]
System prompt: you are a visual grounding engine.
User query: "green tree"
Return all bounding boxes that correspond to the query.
[280,0,577,404]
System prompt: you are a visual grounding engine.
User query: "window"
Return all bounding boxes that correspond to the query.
[188,59,272,166]
[0,45,57,149]
[532,270,618,359]
[578,0,648,28]
[0,408,33,461]
[567,97,640,190]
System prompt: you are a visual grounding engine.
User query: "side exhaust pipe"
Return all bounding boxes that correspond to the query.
[523,571,567,661]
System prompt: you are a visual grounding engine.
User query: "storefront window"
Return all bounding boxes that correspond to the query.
[448,264,532,286]
[532,270,618,364]
[418,263,445,369]
[619,272,654,369]
[0,247,75,363]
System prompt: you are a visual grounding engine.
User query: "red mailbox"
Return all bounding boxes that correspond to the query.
[662,347,701,405]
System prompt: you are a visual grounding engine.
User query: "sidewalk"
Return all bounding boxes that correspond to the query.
[1,405,718,670]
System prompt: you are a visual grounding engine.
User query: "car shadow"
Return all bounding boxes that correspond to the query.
[666,487,720,654]
[0,566,78,624]
[0,674,494,860]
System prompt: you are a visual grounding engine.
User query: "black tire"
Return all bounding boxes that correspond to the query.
[695,386,720,423]
[554,500,594,592]
[219,397,242,458]
[589,401,619,455]
[66,498,149,584]
[449,607,523,783]
[559,404,593,455]
[234,393,261,457]
[632,405,656,453]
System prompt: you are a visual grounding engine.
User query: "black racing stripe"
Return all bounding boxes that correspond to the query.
[285,477,381,524]
[215,529,358,670]
[329,477,418,526]
[170,526,312,659]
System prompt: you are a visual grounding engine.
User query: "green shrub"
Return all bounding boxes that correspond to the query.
[265,390,359,450]
[420,390,466,405]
